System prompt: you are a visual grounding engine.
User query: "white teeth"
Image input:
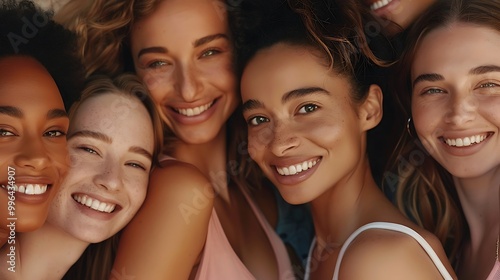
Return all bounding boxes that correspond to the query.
[176,101,214,117]
[72,194,116,213]
[276,159,319,176]
[9,184,48,195]
[445,134,487,147]
[370,0,393,10]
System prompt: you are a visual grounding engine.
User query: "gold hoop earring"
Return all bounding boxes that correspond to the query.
[406,117,413,137]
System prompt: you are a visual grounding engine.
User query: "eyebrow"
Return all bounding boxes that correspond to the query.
[47,109,68,119]
[412,65,500,89]
[129,146,153,161]
[137,46,168,58]
[67,130,112,143]
[242,87,329,113]
[412,73,444,89]
[282,87,329,103]
[242,99,264,113]
[469,65,500,75]
[137,33,229,58]
[0,106,23,118]
[193,33,228,48]
[0,106,67,119]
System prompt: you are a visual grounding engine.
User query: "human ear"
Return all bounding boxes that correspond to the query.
[358,84,383,131]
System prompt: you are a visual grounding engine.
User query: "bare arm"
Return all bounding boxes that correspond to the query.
[339,230,457,280]
[111,161,214,279]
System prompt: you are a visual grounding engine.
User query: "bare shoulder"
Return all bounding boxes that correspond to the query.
[113,161,214,279]
[147,160,215,210]
[338,227,455,280]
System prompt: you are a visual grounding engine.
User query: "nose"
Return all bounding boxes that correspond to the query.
[444,93,477,126]
[14,137,51,171]
[93,157,123,192]
[174,62,203,102]
[267,121,300,157]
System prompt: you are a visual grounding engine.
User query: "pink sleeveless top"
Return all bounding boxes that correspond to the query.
[486,261,500,280]
[194,184,294,280]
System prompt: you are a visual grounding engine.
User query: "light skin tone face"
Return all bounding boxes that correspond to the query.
[411,23,500,179]
[363,0,436,35]
[130,0,238,145]
[46,93,154,243]
[241,43,381,204]
[0,56,69,234]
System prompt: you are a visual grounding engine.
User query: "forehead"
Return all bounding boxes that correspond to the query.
[241,44,332,99]
[131,0,228,44]
[412,23,500,77]
[70,93,151,137]
[0,56,63,106]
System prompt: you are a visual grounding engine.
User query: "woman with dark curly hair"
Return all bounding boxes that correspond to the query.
[0,0,83,248]
[236,0,456,279]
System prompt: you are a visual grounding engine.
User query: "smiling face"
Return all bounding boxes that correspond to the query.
[47,93,154,243]
[364,0,436,35]
[411,23,500,179]
[241,43,380,204]
[130,0,238,145]
[0,56,68,233]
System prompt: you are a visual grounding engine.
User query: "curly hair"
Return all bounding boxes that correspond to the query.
[54,0,162,77]
[228,0,398,184]
[229,0,395,102]
[0,0,84,110]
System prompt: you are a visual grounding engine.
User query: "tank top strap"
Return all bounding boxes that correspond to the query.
[304,222,454,280]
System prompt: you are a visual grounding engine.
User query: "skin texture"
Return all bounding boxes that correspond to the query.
[114,0,283,279]
[0,90,156,280]
[241,43,456,279]
[47,93,154,243]
[363,0,436,35]
[131,0,238,145]
[0,56,69,245]
[411,23,500,280]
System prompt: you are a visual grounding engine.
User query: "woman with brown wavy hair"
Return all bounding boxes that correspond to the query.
[391,0,500,278]
[55,0,299,278]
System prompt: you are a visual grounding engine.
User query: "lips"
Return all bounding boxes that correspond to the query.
[442,133,491,147]
[72,194,116,213]
[275,159,320,176]
[173,100,214,117]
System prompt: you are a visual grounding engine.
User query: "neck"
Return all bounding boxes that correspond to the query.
[310,159,399,246]
[172,125,231,200]
[0,222,88,279]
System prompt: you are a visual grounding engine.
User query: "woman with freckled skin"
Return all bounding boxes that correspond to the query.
[54,0,298,278]
[236,0,456,279]
[391,0,500,279]
[0,0,83,247]
[0,73,164,279]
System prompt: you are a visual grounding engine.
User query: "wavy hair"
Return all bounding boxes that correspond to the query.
[54,0,162,77]
[388,0,500,264]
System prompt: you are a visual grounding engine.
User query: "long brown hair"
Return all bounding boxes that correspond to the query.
[389,0,500,264]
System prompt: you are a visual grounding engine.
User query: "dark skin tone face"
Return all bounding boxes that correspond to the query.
[0,56,69,243]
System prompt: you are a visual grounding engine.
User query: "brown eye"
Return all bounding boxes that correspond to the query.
[298,104,318,114]
[0,129,15,136]
[248,116,269,126]
[44,130,66,137]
